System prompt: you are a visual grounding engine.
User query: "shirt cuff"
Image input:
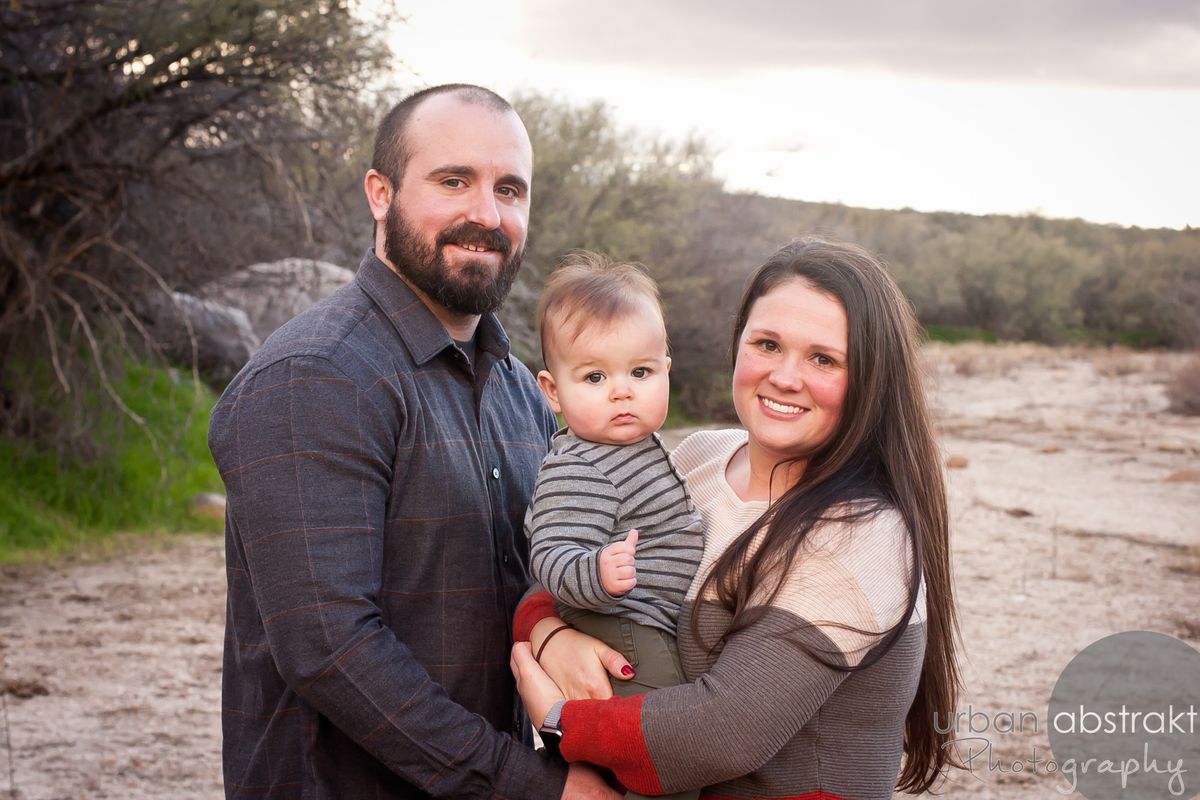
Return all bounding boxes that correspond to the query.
[513,591,557,643]
[560,694,662,796]
[493,737,570,800]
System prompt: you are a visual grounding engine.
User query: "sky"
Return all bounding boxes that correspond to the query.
[378,0,1199,230]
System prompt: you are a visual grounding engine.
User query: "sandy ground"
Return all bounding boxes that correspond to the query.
[1,344,1198,799]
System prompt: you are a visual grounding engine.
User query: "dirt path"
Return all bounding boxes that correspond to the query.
[1,537,224,799]
[2,345,1198,799]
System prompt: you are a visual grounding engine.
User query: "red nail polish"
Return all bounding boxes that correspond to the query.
[621,666,634,677]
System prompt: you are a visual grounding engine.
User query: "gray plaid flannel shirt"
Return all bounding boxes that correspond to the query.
[209,250,564,799]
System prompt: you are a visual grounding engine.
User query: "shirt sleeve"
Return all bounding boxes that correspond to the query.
[211,354,567,800]
[556,513,913,795]
[525,452,625,610]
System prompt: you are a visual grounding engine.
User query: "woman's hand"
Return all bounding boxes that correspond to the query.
[510,641,567,728]
[530,617,634,700]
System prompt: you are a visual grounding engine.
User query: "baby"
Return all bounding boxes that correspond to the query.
[524,252,705,771]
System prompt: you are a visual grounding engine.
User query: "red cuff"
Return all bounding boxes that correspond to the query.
[560,694,662,796]
[512,591,556,643]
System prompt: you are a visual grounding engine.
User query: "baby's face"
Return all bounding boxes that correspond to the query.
[538,299,671,446]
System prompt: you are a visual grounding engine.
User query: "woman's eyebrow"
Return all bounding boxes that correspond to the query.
[746,327,846,357]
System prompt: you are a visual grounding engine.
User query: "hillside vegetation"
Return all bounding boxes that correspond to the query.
[1,1,1196,557]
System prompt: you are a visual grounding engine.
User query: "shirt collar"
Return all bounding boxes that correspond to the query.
[355,248,512,368]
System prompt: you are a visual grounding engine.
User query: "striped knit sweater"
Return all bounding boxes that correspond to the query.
[524,430,706,635]
[519,429,928,800]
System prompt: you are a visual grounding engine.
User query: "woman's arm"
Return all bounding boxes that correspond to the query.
[514,589,633,700]
[515,529,916,796]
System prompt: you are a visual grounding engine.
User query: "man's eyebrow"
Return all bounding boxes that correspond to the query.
[427,165,529,193]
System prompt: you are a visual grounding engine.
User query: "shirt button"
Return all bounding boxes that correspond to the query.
[502,553,510,564]
[491,467,500,479]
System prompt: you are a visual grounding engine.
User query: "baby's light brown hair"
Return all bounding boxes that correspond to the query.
[537,251,666,370]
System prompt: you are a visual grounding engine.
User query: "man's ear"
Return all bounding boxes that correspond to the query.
[364,169,393,223]
[536,370,562,414]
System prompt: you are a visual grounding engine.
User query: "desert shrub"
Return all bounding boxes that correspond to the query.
[0,363,221,562]
[1166,354,1200,416]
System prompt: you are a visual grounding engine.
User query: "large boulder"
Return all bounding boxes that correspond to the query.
[141,290,260,388]
[200,258,355,343]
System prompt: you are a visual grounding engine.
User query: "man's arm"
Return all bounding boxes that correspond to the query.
[212,354,567,799]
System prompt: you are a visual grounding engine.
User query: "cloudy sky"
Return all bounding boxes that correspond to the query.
[381,1,1199,229]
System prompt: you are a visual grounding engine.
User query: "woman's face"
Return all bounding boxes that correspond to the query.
[732,278,850,468]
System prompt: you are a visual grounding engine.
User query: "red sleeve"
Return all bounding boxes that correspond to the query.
[512,590,557,642]
[560,694,663,796]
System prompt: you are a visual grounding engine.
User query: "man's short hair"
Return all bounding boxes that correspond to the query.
[537,251,665,369]
[371,84,514,186]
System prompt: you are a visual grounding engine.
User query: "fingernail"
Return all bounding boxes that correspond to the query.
[621,666,634,677]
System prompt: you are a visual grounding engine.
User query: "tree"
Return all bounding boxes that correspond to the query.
[0,0,388,448]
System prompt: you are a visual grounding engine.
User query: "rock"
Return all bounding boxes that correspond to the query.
[200,258,355,343]
[2,677,50,698]
[191,492,227,521]
[141,290,260,388]
[1164,469,1200,484]
[946,455,969,469]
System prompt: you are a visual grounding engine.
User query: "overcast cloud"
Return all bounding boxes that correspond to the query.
[518,0,1200,89]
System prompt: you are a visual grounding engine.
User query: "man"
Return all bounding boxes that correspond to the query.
[209,84,619,799]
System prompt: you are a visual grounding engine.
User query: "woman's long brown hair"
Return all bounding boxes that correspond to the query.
[692,238,960,793]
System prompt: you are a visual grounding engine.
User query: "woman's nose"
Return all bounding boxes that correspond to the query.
[768,361,804,392]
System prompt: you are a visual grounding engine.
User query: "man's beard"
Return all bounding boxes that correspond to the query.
[383,202,524,317]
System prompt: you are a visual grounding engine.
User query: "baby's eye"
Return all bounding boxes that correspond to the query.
[631,367,651,379]
[584,372,605,384]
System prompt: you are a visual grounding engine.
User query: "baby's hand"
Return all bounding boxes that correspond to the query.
[599,529,638,597]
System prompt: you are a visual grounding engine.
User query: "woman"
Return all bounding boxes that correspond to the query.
[512,238,960,799]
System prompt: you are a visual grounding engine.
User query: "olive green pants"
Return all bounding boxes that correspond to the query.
[569,611,700,800]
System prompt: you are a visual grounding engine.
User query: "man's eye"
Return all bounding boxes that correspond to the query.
[631,367,649,378]
[584,372,604,384]
[443,178,465,188]
[497,186,518,198]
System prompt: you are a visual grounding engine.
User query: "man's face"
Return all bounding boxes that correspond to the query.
[383,95,533,317]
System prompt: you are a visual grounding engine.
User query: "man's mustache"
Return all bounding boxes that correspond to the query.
[436,223,512,256]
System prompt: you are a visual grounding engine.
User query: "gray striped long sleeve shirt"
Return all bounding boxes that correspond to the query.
[524,431,705,635]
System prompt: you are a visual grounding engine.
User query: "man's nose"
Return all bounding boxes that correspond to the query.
[464,187,501,230]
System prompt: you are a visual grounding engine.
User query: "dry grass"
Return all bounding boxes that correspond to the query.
[923,342,1186,383]
[1167,353,1200,416]
[923,342,1084,377]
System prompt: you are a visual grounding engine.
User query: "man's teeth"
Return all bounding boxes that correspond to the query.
[460,243,487,252]
[762,397,803,414]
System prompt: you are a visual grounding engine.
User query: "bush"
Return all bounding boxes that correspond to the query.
[1167,354,1200,416]
[0,364,222,561]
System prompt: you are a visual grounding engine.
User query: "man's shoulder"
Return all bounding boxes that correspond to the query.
[229,280,411,390]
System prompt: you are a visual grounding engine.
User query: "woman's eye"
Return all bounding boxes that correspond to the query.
[631,367,649,378]
[813,354,838,368]
[584,372,604,384]
[752,339,779,353]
